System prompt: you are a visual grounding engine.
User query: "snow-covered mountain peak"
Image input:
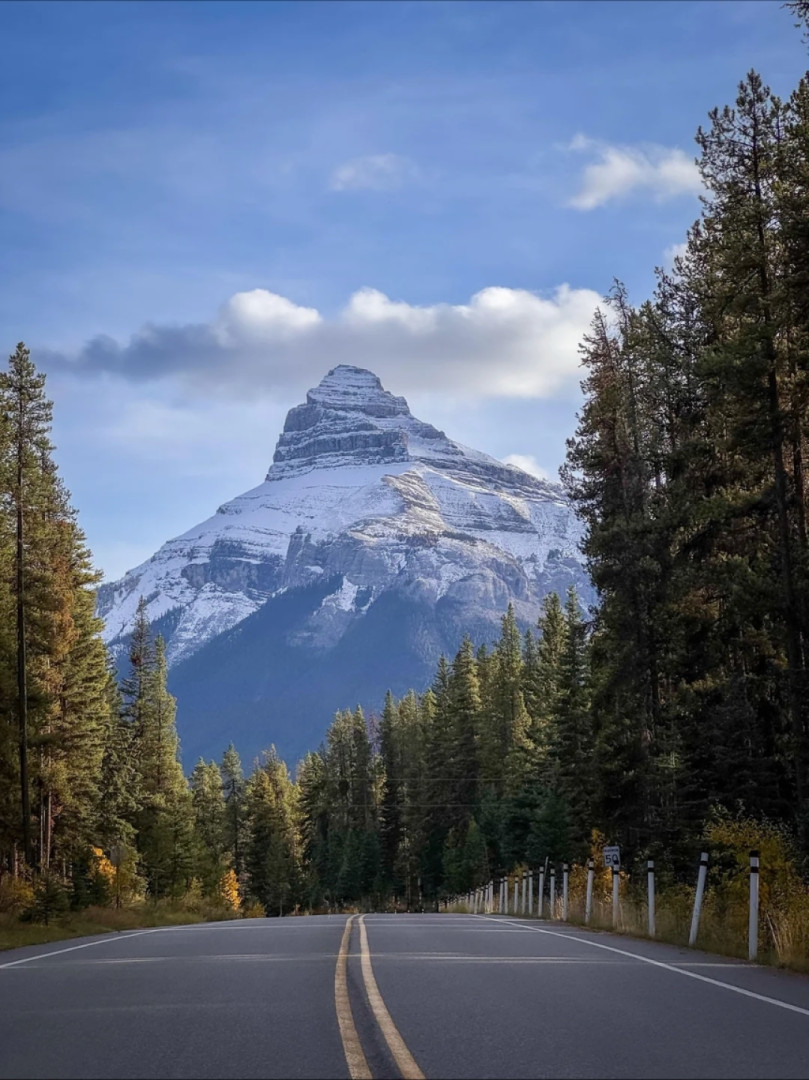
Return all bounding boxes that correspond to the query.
[268,365,447,481]
[306,365,409,414]
[97,365,591,733]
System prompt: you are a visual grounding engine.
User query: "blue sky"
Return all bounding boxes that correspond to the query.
[1,0,806,579]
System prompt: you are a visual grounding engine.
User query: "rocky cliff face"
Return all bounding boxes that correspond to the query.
[96,365,591,764]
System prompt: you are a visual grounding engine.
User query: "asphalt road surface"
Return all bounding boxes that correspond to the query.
[1,912,809,1079]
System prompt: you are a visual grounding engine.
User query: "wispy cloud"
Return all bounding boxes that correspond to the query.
[566,134,703,210]
[42,283,603,402]
[329,153,417,191]
[501,453,551,481]
[663,241,688,266]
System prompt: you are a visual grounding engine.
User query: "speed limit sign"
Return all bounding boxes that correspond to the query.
[603,845,621,869]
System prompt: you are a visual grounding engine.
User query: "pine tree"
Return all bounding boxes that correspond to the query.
[447,637,480,831]
[122,612,193,898]
[220,743,246,876]
[531,593,566,757]
[190,759,226,894]
[548,589,594,854]
[378,690,403,892]
[0,344,113,875]
[244,749,300,915]
[297,749,331,907]
[0,344,55,867]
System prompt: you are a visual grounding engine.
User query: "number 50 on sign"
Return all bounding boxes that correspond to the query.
[603,846,621,869]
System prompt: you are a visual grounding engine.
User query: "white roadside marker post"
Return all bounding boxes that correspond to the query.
[528,869,534,916]
[549,866,556,920]
[521,871,527,915]
[513,875,519,915]
[612,867,620,930]
[562,863,569,922]
[689,851,709,947]
[585,858,594,925]
[647,859,656,938]
[749,850,760,962]
[538,867,545,919]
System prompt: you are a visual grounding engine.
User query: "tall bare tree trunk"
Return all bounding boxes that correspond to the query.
[16,440,31,868]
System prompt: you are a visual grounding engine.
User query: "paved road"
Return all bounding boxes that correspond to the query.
[1,913,809,1079]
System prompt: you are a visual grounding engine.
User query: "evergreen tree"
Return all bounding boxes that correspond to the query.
[0,344,113,875]
[220,743,246,876]
[190,759,227,894]
[245,749,300,915]
[122,613,193,898]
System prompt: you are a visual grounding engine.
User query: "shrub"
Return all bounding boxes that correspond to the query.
[23,873,70,925]
[0,875,34,914]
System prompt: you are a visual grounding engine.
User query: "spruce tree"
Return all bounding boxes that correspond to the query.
[190,759,226,894]
[0,344,54,867]
[220,743,246,877]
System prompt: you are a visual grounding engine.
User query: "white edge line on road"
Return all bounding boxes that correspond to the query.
[0,927,165,969]
[474,916,809,1018]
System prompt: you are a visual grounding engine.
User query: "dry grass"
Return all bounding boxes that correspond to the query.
[481,865,809,974]
[0,900,238,953]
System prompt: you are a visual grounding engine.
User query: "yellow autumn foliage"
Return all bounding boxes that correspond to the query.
[92,847,116,886]
[0,876,35,914]
[220,869,241,911]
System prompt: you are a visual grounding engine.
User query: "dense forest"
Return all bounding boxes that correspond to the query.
[2,5,809,924]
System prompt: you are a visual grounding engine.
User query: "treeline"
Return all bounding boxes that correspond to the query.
[0,346,236,910]
[292,595,592,909]
[565,65,809,854]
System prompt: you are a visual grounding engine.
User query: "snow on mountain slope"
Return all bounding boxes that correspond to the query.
[97,366,589,668]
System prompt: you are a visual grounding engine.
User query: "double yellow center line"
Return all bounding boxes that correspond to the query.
[334,915,426,1080]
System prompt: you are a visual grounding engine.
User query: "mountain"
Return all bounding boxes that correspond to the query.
[97,365,592,767]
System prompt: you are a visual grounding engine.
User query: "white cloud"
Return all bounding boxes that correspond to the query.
[663,241,688,266]
[329,153,416,191]
[501,454,551,481]
[48,282,603,403]
[214,289,321,345]
[567,134,703,210]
